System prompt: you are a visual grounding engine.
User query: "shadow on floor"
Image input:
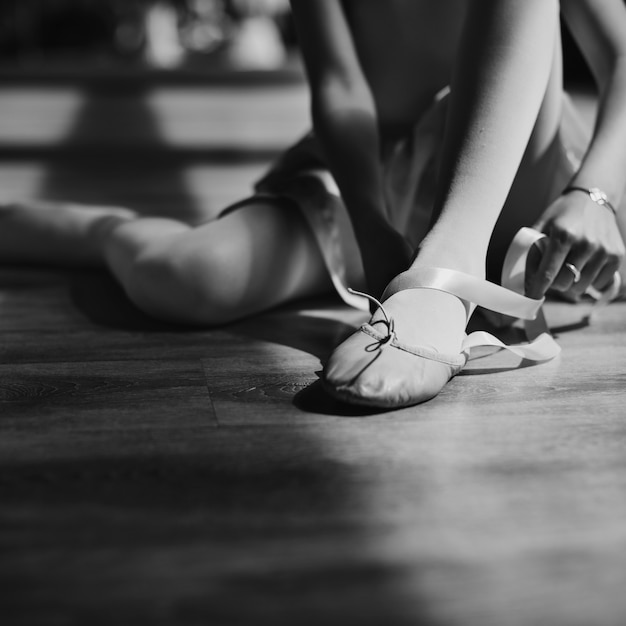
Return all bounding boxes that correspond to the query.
[0,439,440,626]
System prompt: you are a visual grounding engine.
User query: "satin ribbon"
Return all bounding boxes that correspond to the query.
[464,226,621,361]
[386,263,562,363]
[501,226,621,331]
[348,226,621,367]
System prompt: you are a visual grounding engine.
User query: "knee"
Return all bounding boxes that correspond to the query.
[125,245,243,326]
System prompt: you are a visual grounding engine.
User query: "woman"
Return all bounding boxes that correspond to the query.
[2,0,625,408]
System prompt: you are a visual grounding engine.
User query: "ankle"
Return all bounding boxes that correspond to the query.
[411,226,492,278]
[410,245,486,279]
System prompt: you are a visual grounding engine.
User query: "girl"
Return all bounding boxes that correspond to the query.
[2,0,626,408]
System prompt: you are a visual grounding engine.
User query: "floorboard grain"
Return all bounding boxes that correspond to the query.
[1,83,625,626]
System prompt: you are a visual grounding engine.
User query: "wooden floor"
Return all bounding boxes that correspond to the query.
[1,76,626,626]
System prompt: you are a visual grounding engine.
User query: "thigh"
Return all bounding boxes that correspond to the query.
[129,199,333,325]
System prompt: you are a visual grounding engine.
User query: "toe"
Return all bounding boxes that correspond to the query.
[323,330,455,408]
[323,330,380,389]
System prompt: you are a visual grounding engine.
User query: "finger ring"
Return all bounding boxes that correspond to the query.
[565,262,582,284]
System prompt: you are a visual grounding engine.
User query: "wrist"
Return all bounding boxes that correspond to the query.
[562,185,618,216]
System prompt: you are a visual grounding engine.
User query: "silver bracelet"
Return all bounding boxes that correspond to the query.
[562,185,618,216]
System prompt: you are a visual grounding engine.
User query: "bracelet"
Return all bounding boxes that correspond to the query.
[562,185,618,216]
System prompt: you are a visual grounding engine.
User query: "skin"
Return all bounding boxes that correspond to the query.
[291,0,626,298]
[1,0,625,329]
[313,0,626,406]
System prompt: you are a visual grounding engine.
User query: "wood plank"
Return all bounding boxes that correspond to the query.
[1,84,626,626]
[0,359,214,426]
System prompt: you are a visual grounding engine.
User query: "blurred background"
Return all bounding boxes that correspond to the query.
[0,0,598,220]
[0,9,617,626]
[0,0,594,81]
[0,2,597,217]
[0,0,298,72]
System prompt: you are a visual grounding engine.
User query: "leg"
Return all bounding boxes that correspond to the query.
[0,198,332,325]
[324,4,560,407]
[112,200,332,325]
[0,200,332,324]
[487,43,565,281]
[0,200,137,266]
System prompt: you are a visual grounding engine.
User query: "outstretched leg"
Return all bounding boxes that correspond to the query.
[106,200,331,325]
[0,201,138,266]
[0,199,332,325]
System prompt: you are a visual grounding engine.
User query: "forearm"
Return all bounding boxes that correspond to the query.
[289,0,410,294]
[313,90,412,294]
[568,56,626,207]
[525,0,626,298]
[311,84,388,231]
[528,62,626,298]
[289,0,388,230]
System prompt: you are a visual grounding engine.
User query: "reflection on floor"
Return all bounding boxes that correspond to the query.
[1,79,626,626]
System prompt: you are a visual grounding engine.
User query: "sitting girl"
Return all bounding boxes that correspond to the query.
[2,0,626,408]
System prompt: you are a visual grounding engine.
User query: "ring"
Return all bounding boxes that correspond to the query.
[565,262,582,284]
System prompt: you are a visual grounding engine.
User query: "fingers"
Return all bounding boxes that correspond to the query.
[526,228,572,298]
[555,242,597,296]
[526,230,624,299]
[561,241,623,298]
[586,251,622,293]
[527,192,625,299]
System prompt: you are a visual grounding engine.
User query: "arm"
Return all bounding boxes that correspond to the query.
[530,0,626,296]
[289,0,411,295]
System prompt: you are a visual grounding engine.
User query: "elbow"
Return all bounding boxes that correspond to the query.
[309,75,375,132]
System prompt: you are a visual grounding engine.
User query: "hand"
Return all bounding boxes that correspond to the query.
[526,191,625,299]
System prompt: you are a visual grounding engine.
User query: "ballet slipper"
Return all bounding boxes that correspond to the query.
[322,287,467,408]
[322,265,557,408]
[323,227,620,409]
